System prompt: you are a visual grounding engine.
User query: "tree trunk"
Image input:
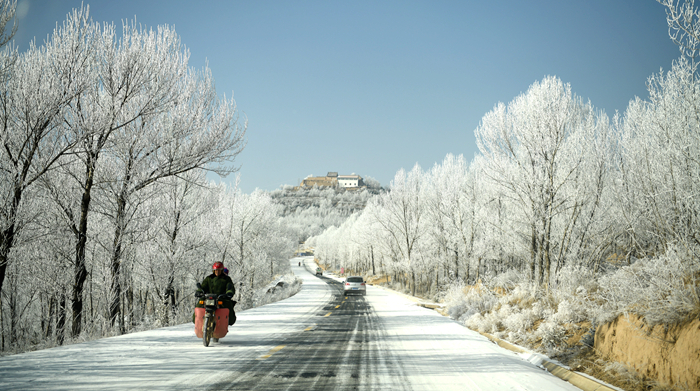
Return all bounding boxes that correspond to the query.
[163,276,174,325]
[45,296,55,338]
[544,222,552,289]
[71,158,95,337]
[0,187,22,301]
[537,245,544,286]
[476,257,481,283]
[454,249,459,281]
[434,268,439,295]
[0,294,4,350]
[109,193,126,334]
[109,242,123,332]
[9,290,16,345]
[56,293,66,345]
[127,283,135,329]
[530,225,537,282]
[411,271,416,296]
[109,150,137,335]
[465,257,470,284]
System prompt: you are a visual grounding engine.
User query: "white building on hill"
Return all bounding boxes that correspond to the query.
[300,172,364,189]
[338,174,362,188]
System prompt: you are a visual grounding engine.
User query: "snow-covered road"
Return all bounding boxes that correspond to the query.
[0,258,580,390]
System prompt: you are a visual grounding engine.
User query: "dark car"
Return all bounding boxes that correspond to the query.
[316,267,323,276]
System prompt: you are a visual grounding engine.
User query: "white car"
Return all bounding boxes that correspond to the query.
[342,276,366,295]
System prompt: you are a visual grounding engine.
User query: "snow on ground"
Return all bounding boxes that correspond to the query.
[0,258,330,390]
[358,278,580,390]
[0,257,580,390]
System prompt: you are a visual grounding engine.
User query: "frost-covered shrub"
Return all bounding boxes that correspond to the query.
[551,299,580,324]
[534,320,566,354]
[552,264,598,301]
[488,268,526,290]
[443,281,498,321]
[502,308,537,334]
[553,264,597,292]
[527,265,598,326]
[506,330,529,344]
[252,274,303,308]
[595,245,700,326]
[497,303,514,318]
[505,282,540,308]
[465,311,502,334]
[531,301,548,319]
[464,313,486,332]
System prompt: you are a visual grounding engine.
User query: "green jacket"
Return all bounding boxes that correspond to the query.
[200,273,235,297]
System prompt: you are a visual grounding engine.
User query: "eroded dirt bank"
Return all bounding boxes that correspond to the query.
[595,314,700,391]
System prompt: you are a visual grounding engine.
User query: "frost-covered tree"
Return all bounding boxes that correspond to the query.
[39,14,193,337]
[4,6,248,335]
[617,57,700,257]
[135,171,215,326]
[0,8,95,301]
[658,0,700,68]
[100,60,245,331]
[209,185,292,307]
[0,0,16,80]
[425,154,478,285]
[475,76,609,286]
[371,165,427,295]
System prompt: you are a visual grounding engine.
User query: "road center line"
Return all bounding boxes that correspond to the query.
[324,311,332,317]
[257,344,286,360]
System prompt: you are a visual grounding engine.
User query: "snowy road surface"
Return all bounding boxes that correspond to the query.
[0,257,581,390]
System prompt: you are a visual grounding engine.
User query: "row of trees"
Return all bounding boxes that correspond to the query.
[309,75,615,297]
[0,6,296,352]
[309,1,700,316]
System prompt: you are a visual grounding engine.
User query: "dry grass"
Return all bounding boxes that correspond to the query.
[366,275,390,285]
[508,294,536,308]
[566,348,678,391]
[563,321,592,346]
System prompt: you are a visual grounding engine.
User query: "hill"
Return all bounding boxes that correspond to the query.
[270,182,383,243]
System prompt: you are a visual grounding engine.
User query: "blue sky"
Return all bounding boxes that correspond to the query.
[15,1,680,193]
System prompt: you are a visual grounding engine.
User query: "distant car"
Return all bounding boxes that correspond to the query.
[343,276,366,295]
[316,267,323,276]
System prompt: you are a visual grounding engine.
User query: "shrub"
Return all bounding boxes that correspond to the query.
[595,245,700,326]
[534,320,566,355]
[443,281,498,321]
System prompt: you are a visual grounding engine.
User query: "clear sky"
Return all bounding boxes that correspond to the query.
[14,1,680,193]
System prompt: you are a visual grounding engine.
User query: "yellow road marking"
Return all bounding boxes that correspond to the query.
[335,305,341,308]
[257,345,286,360]
[304,324,316,331]
[324,312,332,317]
